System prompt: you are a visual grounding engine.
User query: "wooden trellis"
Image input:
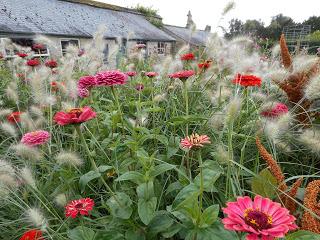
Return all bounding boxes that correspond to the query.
[283,25,311,51]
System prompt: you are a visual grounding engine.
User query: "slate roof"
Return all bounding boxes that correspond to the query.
[0,0,175,41]
[164,24,210,46]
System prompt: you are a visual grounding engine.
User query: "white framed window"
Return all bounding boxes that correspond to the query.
[60,39,80,55]
[157,42,165,54]
[0,38,49,58]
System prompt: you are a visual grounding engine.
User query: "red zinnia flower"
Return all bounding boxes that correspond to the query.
[181,53,195,61]
[95,71,127,86]
[65,198,94,218]
[181,133,211,150]
[261,103,289,118]
[126,71,137,77]
[17,52,28,58]
[222,195,297,240]
[26,59,40,67]
[0,53,3,59]
[168,70,195,81]
[32,43,45,50]
[45,59,58,69]
[7,111,22,123]
[50,81,65,92]
[145,72,158,78]
[20,229,43,240]
[198,60,212,69]
[53,107,96,126]
[232,73,262,87]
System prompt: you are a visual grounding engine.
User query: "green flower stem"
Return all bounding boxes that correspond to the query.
[111,86,125,135]
[182,80,191,178]
[198,150,204,222]
[226,120,234,199]
[75,125,121,204]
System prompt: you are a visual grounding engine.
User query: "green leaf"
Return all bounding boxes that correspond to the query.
[139,134,168,146]
[172,183,199,209]
[286,230,320,240]
[138,197,157,225]
[125,229,145,240]
[251,168,278,198]
[107,192,133,219]
[185,221,238,240]
[116,171,144,184]
[150,163,176,178]
[194,161,223,192]
[79,171,101,193]
[199,205,220,227]
[148,211,174,234]
[137,181,154,199]
[98,165,113,173]
[167,136,180,158]
[68,226,96,240]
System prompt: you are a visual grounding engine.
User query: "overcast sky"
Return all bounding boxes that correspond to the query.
[99,0,320,32]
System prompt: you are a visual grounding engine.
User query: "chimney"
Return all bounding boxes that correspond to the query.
[186,10,194,28]
[204,25,211,32]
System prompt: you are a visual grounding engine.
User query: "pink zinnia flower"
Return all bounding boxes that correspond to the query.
[261,103,289,118]
[95,71,127,86]
[21,130,50,146]
[168,70,195,81]
[53,107,96,126]
[126,71,137,77]
[65,198,94,218]
[45,59,58,69]
[135,83,144,91]
[145,72,158,78]
[180,133,211,150]
[136,43,146,49]
[26,59,40,67]
[181,53,195,61]
[78,88,90,98]
[222,195,298,240]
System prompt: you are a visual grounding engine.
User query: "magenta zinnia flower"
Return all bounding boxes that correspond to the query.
[222,195,298,240]
[95,71,127,86]
[180,133,211,150]
[21,130,50,146]
[168,70,195,81]
[126,71,137,77]
[145,72,158,78]
[65,198,94,218]
[260,103,289,118]
[77,75,97,98]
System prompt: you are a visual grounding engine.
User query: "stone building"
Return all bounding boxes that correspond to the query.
[163,11,212,53]
[0,0,175,61]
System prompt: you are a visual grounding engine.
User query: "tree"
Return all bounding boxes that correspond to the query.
[303,16,320,33]
[225,18,244,39]
[266,14,295,40]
